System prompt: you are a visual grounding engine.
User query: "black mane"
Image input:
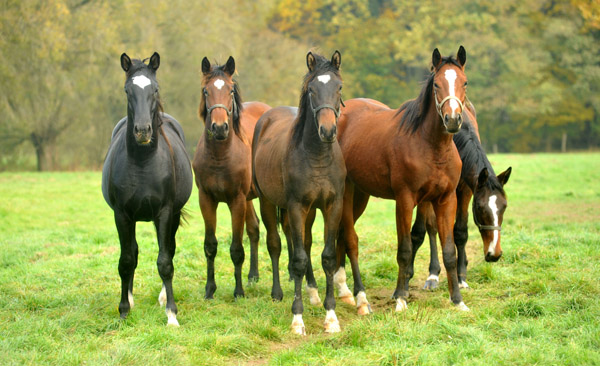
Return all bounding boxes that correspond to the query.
[397,56,463,134]
[291,53,341,145]
[453,120,504,193]
[199,65,244,138]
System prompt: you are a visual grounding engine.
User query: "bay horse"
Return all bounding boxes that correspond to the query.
[411,113,511,290]
[252,51,346,335]
[102,52,193,326]
[192,56,271,299]
[334,46,470,314]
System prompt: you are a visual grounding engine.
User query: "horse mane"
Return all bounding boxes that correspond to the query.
[198,65,244,138]
[126,58,164,125]
[397,56,463,134]
[291,53,341,145]
[453,121,505,193]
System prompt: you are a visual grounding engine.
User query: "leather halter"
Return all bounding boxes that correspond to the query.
[206,90,236,118]
[434,89,465,121]
[308,92,345,126]
[472,203,502,231]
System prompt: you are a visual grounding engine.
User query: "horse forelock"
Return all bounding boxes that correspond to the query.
[292,54,342,145]
[199,65,244,138]
[398,56,464,134]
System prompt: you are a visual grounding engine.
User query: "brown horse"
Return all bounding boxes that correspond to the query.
[252,51,346,335]
[334,46,470,314]
[192,56,270,299]
[411,107,511,289]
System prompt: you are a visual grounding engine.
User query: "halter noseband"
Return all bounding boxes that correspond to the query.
[472,203,502,232]
[308,92,345,125]
[205,89,236,119]
[434,89,465,121]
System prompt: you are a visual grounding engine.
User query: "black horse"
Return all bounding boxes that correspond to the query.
[102,52,193,326]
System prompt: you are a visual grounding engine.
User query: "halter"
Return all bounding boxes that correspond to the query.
[434,89,465,121]
[205,89,237,119]
[308,92,345,127]
[472,203,502,232]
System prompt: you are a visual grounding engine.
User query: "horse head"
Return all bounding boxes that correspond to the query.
[200,56,240,141]
[305,51,344,143]
[472,166,512,262]
[431,46,467,134]
[121,52,161,146]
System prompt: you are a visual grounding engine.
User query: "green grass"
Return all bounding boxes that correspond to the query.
[1,153,599,365]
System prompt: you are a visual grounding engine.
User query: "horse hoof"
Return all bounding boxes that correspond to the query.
[324,311,341,333]
[234,290,245,299]
[247,276,259,286]
[395,298,408,312]
[166,309,179,327]
[357,303,372,316]
[458,281,470,289]
[423,275,439,290]
[306,287,321,306]
[291,315,306,336]
[340,294,356,306]
[456,301,470,311]
[158,286,166,306]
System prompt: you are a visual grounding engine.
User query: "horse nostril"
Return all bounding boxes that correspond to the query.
[458,114,463,123]
[224,123,229,131]
[444,115,449,123]
[211,122,217,131]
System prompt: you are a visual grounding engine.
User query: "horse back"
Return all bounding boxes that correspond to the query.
[241,101,271,147]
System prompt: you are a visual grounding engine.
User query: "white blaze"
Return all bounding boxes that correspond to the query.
[488,195,499,255]
[444,69,459,113]
[214,79,225,89]
[317,74,331,84]
[132,75,151,89]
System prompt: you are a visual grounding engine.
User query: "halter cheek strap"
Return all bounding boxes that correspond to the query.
[206,91,237,118]
[308,92,344,125]
[434,89,465,120]
[472,203,502,232]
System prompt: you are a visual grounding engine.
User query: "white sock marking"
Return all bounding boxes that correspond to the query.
[488,195,499,255]
[214,79,225,90]
[459,281,470,289]
[395,298,408,312]
[306,286,321,306]
[317,74,331,84]
[444,69,459,113]
[324,309,341,333]
[456,301,470,311]
[334,267,353,298]
[132,75,151,89]
[356,291,368,308]
[166,308,179,326]
[426,274,439,282]
[291,314,306,335]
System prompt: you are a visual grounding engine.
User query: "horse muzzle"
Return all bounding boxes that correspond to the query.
[134,123,152,145]
[443,113,462,134]
[485,251,502,262]
[318,124,337,143]
[211,121,229,140]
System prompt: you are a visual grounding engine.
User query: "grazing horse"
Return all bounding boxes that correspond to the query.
[334,46,470,314]
[411,113,511,290]
[252,51,346,335]
[192,56,270,299]
[102,52,193,326]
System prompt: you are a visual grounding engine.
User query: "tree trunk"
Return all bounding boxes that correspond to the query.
[561,132,567,153]
[30,133,52,171]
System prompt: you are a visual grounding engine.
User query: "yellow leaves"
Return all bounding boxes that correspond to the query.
[571,0,600,30]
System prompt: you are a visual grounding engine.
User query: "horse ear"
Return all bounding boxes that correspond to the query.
[477,168,489,188]
[149,52,160,71]
[331,50,341,70]
[306,52,316,72]
[457,45,466,68]
[224,56,236,76]
[497,167,512,186]
[120,53,131,72]
[202,57,211,75]
[432,48,442,70]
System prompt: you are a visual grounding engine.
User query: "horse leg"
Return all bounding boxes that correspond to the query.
[228,194,247,298]
[281,209,294,281]
[245,200,260,284]
[287,202,309,336]
[115,211,136,319]
[411,203,441,290]
[455,187,471,289]
[304,209,321,306]
[159,211,180,307]
[154,207,179,326]
[392,194,414,312]
[433,193,468,311]
[199,191,219,299]
[322,200,343,333]
[260,198,283,301]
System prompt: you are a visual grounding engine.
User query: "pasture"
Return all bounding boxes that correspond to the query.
[1,153,599,365]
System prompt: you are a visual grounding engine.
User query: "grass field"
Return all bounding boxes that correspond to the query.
[1,153,599,365]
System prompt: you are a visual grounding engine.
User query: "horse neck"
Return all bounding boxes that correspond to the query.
[300,110,334,158]
[126,112,160,158]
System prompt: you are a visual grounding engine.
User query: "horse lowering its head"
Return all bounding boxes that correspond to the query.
[121,52,162,146]
[293,51,344,144]
[472,166,511,261]
[199,56,243,141]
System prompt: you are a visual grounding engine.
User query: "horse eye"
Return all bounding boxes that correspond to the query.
[464,82,468,87]
[434,83,440,89]
[203,89,208,96]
